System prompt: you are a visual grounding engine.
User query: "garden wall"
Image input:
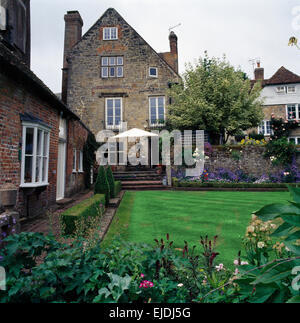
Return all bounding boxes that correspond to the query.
[203,145,299,178]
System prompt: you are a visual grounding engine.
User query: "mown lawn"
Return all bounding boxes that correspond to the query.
[102,190,291,267]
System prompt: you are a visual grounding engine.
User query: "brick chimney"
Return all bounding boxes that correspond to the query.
[61,11,83,104]
[169,31,178,73]
[254,61,264,81]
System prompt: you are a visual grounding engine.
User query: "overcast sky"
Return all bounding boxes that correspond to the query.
[31,0,300,94]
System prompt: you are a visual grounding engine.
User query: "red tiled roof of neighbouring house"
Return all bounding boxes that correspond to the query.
[265,66,300,85]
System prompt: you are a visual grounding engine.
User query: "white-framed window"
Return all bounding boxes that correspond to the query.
[258,120,271,136]
[73,149,77,173]
[287,86,296,94]
[101,56,123,78]
[287,104,300,120]
[106,98,122,129]
[21,123,50,187]
[288,137,300,145]
[149,97,165,126]
[149,67,158,78]
[79,151,83,172]
[103,27,118,40]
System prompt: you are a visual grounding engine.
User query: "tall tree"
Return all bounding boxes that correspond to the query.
[167,53,264,144]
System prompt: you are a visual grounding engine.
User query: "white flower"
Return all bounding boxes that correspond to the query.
[234,268,239,276]
[215,263,225,272]
[205,156,210,160]
[285,246,291,252]
[233,260,239,266]
[257,242,265,249]
[177,283,184,288]
[241,261,249,266]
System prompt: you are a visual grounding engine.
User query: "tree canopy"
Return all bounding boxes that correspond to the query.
[167,53,264,144]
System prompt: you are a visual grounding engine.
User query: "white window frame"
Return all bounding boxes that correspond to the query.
[20,122,50,188]
[149,96,166,127]
[105,98,123,130]
[286,104,300,120]
[78,151,83,173]
[73,149,77,173]
[103,27,118,40]
[149,67,158,78]
[287,86,296,94]
[258,120,272,136]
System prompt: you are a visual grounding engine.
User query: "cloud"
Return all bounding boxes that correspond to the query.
[30,0,300,93]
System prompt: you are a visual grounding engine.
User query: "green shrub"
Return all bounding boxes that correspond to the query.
[264,137,297,166]
[248,131,265,141]
[61,194,105,235]
[114,181,122,197]
[106,166,115,198]
[94,166,110,206]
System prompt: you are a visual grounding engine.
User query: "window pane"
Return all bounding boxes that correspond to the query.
[25,128,34,155]
[107,117,114,126]
[117,57,123,65]
[24,156,33,183]
[42,157,47,182]
[107,99,114,109]
[109,57,116,66]
[117,66,123,77]
[104,28,110,40]
[158,107,165,121]
[36,130,42,156]
[158,97,164,108]
[107,107,114,117]
[36,157,42,182]
[111,28,117,39]
[102,57,109,66]
[110,67,116,77]
[115,99,121,108]
[43,132,49,157]
[115,107,121,117]
[150,98,156,109]
[151,107,157,123]
[101,67,108,78]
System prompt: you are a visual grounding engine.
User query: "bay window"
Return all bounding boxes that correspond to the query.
[21,123,50,187]
[287,104,300,120]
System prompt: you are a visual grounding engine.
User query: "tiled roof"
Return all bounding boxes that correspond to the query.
[0,40,91,133]
[265,66,300,85]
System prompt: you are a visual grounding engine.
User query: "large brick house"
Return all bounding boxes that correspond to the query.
[252,63,300,141]
[61,8,180,164]
[0,0,90,226]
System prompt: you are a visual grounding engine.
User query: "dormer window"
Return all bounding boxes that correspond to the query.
[103,27,118,40]
[149,67,158,78]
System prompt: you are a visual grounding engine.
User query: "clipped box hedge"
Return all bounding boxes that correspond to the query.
[114,181,122,197]
[61,194,105,236]
[172,177,299,189]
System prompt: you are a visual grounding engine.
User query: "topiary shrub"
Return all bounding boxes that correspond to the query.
[114,181,122,197]
[106,166,115,198]
[94,166,110,206]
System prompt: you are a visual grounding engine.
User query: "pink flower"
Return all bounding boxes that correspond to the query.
[140,274,145,278]
[234,260,239,266]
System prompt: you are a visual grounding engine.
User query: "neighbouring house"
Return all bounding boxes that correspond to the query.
[0,0,91,237]
[61,8,180,166]
[252,62,300,141]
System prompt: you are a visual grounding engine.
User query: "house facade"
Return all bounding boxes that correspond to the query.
[61,8,180,165]
[252,64,300,141]
[0,0,90,228]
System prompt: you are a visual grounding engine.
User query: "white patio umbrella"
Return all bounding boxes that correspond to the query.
[113,128,158,139]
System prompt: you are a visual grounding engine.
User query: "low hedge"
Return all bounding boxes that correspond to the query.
[172,177,300,189]
[114,181,122,197]
[61,194,105,236]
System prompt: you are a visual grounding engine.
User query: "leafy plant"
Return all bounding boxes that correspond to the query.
[264,137,297,166]
[83,133,100,189]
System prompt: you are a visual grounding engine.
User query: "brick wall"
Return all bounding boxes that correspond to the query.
[0,73,59,218]
[65,119,88,197]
